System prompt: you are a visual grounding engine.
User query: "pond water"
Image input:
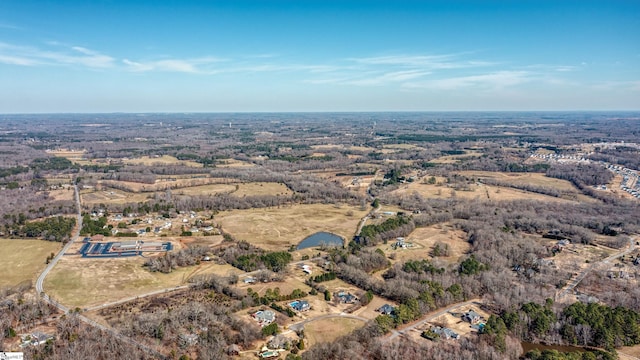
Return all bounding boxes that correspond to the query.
[297,232,344,250]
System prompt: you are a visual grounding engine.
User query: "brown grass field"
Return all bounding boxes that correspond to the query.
[0,239,63,288]
[215,204,369,251]
[47,188,75,201]
[429,151,483,164]
[80,188,152,205]
[123,155,203,167]
[393,174,580,203]
[215,158,255,168]
[175,182,292,197]
[44,257,205,308]
[304,317,365,347]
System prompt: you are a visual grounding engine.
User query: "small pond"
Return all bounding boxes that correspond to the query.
[297,232,344,250]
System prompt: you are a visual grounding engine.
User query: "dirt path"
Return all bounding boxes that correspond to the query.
[557,236,637,299]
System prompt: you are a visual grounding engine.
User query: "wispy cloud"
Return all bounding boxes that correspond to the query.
[404,71,532,90]
[123,57,224,73]
[349,54,497,70]
[0,42,114,68]
[0,22,21,30]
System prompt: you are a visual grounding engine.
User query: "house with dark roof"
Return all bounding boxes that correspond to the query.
[290,300,310,312]
[335,291,358,304]
[432,326,459,340]
[377,304,395,315]
[463,310,482,324]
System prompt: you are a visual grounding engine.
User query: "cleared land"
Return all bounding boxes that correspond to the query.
[375,223,470,264]
[175,182,292,197]
[216,204,369,251]
[429,151,483,164]
[123,155,203,167]
[393,175,577,203]
[0,239,62,288]
[304,318,365,347]
[80,187,152,205]
[44,257,201,308]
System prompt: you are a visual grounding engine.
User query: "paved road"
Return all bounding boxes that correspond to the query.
[35,184,82,311]
[558,236,637,299]
[388,300,478,341]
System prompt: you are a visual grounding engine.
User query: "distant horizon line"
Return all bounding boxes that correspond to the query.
[2,109,640,115]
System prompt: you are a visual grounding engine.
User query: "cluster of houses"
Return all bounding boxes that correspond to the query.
[610,164,640,199]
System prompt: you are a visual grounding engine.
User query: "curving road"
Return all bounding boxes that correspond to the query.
[35,184,82,311]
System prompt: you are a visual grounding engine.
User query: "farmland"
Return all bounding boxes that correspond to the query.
[216,204,369,251]
[0,239,62,288]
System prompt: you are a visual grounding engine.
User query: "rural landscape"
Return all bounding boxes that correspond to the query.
[0,112,639,359]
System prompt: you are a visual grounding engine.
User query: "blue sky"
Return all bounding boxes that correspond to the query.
[0,0,639,112]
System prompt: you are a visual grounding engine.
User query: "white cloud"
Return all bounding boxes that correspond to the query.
[405,71,532,90]
[349,54,496,70]
[0,42,114,68]
[123,56,225,73]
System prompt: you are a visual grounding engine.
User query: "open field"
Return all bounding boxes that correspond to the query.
[393,176,578,203]
[47,188,75,201]
[44,257,198,308]
[123,155,203,167]
[216,158,255,168]
[174,182,292,197]
[216,204,369,251]
[80,187,152,205]
[0,239,63,288]
[304,318,365,347]
[456,171,578,191]
[429,151,483,164]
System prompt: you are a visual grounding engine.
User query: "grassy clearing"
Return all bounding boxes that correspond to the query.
[429,151,483,164]
[216,204,368,251]
[44,257,196,308]
[456,171,579,192]
[375,223,470,265]
[0,239,62,288]
[394,176,577,203]
[215,158,255,168]
[304,318,365,347]
[123,155,202,167]
[80,188,151,205]
[175,182,292,197]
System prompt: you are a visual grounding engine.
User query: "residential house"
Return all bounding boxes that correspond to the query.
[335,291,358,304]
[268,334,291,350]
[377,304,395,315]
[432,326,459,340]
[252,310,276,326]
[463,310,482,324]
[290,300,310,312]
